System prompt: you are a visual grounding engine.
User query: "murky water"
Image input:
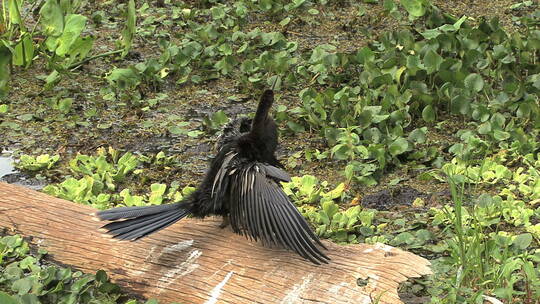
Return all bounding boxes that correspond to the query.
[0,153,15,178]
[0,152,46,190]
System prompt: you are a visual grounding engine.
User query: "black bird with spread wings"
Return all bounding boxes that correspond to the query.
[96,89,329,264]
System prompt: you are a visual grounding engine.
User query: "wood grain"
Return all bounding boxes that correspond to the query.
[0,182,432,304]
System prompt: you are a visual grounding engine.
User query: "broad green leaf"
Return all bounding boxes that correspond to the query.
[408,128,427,143]
[299,175,318,196]
[331,144,350,160]
[401,0,426,17]
[19,256,37,269]
[8,0,23,26]
[168,125,187,135]
[279,17,291,26]
[451,94,471,115]
[12,35,34,67]
[389,137,409,156]
[395,66,406,84]
[149,183,167,205]
[267,75,281,90]
[424,50,443,74]
[69,36,95,62]
[490,113,505,129]
[210,6,226,20]
[211,110,228,127]
[0,292,18,304]
[392,232,414,245]
[58,98,73,114]
[40,0,64,36]
[420,29,441,39]
[493,130,510,141]
[322,201,339,220]
[327,183,345,199]
[70,275,94,292]
[406,55,423,75]
[513,233,532,249]
[106,68,141,89]
[453,15,467,30]
[356,47,374,64]
[287,121,305,133]
[422,105,435,122]
[56,14,87,57]
[477,122,491,134]
[357,110,373,129]
[44,70,60,90]
[464,73,484,92]
[12,277,33,294]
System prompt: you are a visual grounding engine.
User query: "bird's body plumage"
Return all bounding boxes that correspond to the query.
[97,90,329,264]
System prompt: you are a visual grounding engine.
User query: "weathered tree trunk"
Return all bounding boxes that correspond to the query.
[0,182,431,304]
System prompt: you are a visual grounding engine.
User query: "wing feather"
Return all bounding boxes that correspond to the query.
[263,165,291,182]
[226,161,329,264]
[272,183,329,250]
[276,203,329,263]
[267,202,323,264]
[245,168,257,240]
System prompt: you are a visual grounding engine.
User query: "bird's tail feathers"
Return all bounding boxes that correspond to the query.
[96,202,190,240]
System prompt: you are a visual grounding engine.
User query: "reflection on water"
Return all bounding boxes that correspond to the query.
[0,152,45,190]
[0,153,15,178]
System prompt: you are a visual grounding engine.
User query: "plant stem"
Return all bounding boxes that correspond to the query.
[68,49,123,70]
[449,177,467,290]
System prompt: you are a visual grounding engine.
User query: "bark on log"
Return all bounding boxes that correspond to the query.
[0,182,432,304]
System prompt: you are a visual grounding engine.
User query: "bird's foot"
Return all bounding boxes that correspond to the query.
[219,215,230,229]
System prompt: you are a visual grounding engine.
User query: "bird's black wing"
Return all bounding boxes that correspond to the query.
[213,152,329,264]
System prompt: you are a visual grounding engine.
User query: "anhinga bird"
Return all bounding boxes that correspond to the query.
[96,89,329,264]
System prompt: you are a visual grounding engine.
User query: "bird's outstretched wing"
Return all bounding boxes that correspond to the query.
[212,152,329,264]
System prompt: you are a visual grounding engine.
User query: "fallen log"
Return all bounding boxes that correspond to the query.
[0,182,431,304]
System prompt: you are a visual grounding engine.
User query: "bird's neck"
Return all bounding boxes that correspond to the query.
[251,90,274,135]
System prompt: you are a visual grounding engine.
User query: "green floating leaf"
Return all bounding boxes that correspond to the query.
[12,277,33,295]
[0,292,18,304]
[210,110,228,127]
[464,73,484,92]
[287,121,305,133]
[58,98,73,114]
[279,17,291,26]
[389,137,409,156]
[408,128,427,143]
[424,50,443,74]
[493,130,510,141]
[356,47,375,64]
[513,233,532,250]
[322,201,339,220]
[40,0,64,36]
[477,122,491,134]
[106,68,141,89]
[12,35,34,67]
[8,0,23,25]
[422,104,435,122]
[401,0,426,17]
[420,29,441,39]
[56,14,87,57]
[95,269,108,283]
